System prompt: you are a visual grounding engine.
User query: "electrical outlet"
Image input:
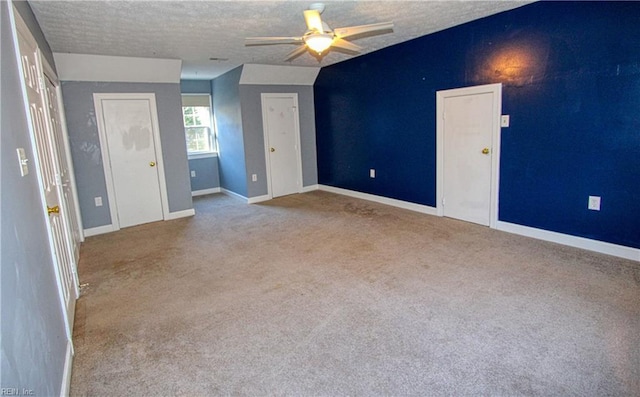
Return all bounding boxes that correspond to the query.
[370,169,376,178]
[190,170,196,177]
[95,197,103,207]
[252,174,257,182]
[588,196,601,211]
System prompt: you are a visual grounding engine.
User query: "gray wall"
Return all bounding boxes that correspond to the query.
[212,66,247,197]
[180,79,211,94]
[239,84,318,198]
[61,82,193,229]
[189,157,220,191]
[1,1,68,394]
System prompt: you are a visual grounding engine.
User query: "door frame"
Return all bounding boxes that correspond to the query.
[93,93,169,231]
[436,83,502,228]
[260,93,303,199]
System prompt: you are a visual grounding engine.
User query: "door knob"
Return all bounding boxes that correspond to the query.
[149,161,156,167]
[270,148,275,152]
[47,205,60,215]
[482,148,490,155]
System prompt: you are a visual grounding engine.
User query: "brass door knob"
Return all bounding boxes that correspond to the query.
[47,205,60,215]
[482,148,490,155]
[270,148,275,152]
[149,161,156,167]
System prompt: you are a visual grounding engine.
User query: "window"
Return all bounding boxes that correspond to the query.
[182,94,216,155]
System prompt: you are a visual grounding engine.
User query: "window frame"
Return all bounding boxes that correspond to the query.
[181,94,217,158]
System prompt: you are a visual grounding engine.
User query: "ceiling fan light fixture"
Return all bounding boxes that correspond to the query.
[304,33,333,54]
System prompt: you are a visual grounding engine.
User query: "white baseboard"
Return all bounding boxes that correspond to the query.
[496,221,640,261]
[318,185,438,216]
[166,209,195,220]
[302,184,319,193]
[248,194,271,204]
[191,187,221,197]
[60,340,73,397]
[221,188,248,201]
[83,224,115,237]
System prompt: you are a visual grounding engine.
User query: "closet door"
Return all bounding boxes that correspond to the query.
[94,93,169,228]
[14,7,78,340]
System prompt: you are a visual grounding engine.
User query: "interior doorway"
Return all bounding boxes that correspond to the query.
[436,83,502,227]
[261,93,303,198]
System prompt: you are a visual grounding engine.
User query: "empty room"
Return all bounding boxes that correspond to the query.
[1,0,639,395]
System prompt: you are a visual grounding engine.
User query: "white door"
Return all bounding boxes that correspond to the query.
[94,94,168,229]
[261,93,303,198]
[437,84,502,227]
[14,9,77,340]
[44,75,82,263]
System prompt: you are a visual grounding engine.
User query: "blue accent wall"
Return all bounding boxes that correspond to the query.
[212,66,248,197]
[314,1,640,249]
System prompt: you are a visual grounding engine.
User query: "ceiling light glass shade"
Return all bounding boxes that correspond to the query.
[305,33,333,54]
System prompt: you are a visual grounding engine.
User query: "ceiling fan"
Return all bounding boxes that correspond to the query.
[245,3,394,61]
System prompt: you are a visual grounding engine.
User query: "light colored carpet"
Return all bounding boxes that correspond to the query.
[70,191,640,396]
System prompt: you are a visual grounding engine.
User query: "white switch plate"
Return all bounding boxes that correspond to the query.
[17,148,29,176]
[190,170,196,177]
[252,174,257,182]
[370,169,375,178]
[95,197,103,207]
[588,196,601,211]
[501,115,510,127]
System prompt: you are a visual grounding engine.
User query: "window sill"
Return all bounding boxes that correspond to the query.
[188,152,218,160]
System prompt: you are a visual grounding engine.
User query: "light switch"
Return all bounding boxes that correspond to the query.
[588,196,601,211]
[501,115,510,127]
[17,148,29,176]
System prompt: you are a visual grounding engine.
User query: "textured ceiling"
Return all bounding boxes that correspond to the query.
[28,1,534,80]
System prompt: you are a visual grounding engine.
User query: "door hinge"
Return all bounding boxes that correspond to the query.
[39,77,45,91]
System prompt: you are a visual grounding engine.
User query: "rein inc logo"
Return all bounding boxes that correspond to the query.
[1,389,34,396]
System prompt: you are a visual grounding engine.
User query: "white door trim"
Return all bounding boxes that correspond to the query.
[436,83,502,228]
[260,93,303,199]
[93,93,170,231]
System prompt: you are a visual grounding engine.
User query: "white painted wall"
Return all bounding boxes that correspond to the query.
[240,64,320,85]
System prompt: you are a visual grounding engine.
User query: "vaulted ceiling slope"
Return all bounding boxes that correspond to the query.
[28,1,534,80]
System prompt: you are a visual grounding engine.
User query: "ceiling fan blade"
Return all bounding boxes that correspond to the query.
[304,9,324,32]
[331,38,362,53]
[245,37,303,46]
[334,22,394,40]
[284,45,308,62]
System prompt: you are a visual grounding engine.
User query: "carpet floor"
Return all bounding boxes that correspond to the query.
[70,191,640,396]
